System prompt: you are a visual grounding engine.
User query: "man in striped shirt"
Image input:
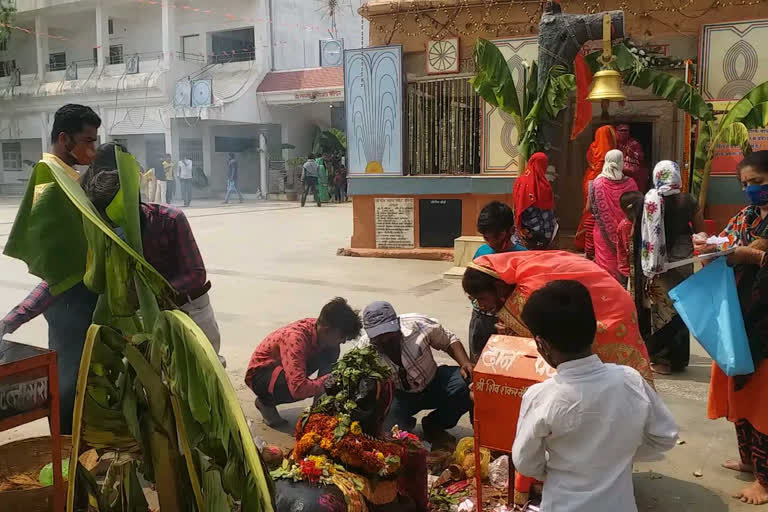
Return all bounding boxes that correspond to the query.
[361,301,474,444]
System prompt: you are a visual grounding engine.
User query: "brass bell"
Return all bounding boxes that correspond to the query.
[587,68,626,103]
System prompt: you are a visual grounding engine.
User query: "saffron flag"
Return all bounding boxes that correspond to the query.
[571,52,593,140]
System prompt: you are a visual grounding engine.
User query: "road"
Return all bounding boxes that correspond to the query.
[0,197,754,510]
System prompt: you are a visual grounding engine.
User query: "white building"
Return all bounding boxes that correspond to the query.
[0,0,367,196]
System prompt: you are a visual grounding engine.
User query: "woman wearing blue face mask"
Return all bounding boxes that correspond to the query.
[694,150,768,506]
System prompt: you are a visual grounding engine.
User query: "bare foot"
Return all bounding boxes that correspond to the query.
[651,363,672,375]
[733,480,768,505]
[722,459,754,473]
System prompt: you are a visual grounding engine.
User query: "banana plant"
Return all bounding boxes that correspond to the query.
[4,149,275,511]
[692,84,768,207]
[585,43,768,206]
[471,38,576,167]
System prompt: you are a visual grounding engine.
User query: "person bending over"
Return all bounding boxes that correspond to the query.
[246,297,362,427]
[362,301,473,445]
[513,280,678,512]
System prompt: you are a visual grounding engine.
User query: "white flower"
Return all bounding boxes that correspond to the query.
[639,50,646,56]
[631,47,638,53]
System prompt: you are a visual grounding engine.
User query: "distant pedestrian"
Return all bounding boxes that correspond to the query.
[155,153,170,204]
[334,165,347,202]
[179,157,193,206]
[301,153,321,207]
[224,152,244,204]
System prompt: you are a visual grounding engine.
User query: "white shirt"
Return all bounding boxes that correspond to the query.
[512,355,678,512]
[358,314,462,393]
[178,159,193,179]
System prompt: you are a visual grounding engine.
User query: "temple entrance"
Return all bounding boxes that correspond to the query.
[555,98,682,248]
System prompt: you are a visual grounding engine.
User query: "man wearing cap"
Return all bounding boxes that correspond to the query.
[362,301,474,444]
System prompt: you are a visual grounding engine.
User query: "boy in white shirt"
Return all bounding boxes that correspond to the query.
[512,280,679,512]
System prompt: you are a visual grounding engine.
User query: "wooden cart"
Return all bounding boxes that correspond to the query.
[0,340,64,512]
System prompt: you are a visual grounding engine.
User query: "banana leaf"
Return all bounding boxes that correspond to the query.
[3,157,88,294]
[158,310,276,511]
[694,82,768,205]
[471,38,523,134]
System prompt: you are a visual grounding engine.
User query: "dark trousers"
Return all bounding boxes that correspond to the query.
[384,365,472,432]
[646,315,690,371]
[249,346,339,405]
[301,177,320,207]
[43,282,98,435]
[469,309,497,363]
[736,419,768,486]
[166,179,175,203]
[181,178,193,206]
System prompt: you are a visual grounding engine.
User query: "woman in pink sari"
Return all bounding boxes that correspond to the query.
[588,149,638,282]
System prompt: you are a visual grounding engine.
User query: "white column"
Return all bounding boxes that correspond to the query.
[201,123,213,179]
[35,16,49,80]
[97,106,108,144]
[259,131,268,198]
[40,112,49,154]
[95,3,109,67]
[161,0,175,68]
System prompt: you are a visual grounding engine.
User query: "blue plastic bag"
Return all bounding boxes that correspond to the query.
[668,257,754,376]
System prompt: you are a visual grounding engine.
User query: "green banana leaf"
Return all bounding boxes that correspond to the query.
[3,158,88,294]
[694,82,768,204]
[158,310,276,511]
[471,38,523,134]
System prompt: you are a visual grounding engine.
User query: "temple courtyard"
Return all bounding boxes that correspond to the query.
[0,197,754,511]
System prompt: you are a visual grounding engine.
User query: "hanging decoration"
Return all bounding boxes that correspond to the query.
[365,0,768,40]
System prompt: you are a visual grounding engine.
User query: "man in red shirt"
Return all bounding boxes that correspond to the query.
[245,297,362,427]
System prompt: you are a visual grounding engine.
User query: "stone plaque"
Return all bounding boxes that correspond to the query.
[375,198,414,249]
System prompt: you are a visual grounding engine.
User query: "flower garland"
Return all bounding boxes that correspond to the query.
[294,413,405,477]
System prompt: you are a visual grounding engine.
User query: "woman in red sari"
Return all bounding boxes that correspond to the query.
[512,152,558,249]
[575,125,617,257]
[462,250,653,383]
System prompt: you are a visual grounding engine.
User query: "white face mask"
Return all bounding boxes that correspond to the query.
[73,164,90,174]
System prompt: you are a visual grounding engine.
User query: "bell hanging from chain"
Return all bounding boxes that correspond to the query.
[586,69,626,102]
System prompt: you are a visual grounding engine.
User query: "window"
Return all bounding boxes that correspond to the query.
[0,59,16,78]
[108,18,114,35]
[181,34,201,61]
[49,52,66,71]
[2,142,22,172]
[109,44,123,65]
[0,38,7,52]
[406,78,481,175]
[210,28,255,64]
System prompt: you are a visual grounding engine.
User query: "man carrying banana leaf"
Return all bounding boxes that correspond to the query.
[0,104,102,435]
[1,136,224,434]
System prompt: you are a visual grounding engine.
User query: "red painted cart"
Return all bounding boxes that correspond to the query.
[0,340,64,512]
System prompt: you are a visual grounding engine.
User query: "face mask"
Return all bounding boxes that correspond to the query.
[745,184,768,206]
[68,140,96,166]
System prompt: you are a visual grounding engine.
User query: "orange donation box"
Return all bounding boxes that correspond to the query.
[472,335,555,509]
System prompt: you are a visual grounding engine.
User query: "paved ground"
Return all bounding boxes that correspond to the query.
[0,197,756,510]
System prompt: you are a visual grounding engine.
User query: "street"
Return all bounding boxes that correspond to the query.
[0,198,753,510]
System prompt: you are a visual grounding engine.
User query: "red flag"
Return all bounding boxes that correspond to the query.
[571,52,593,140]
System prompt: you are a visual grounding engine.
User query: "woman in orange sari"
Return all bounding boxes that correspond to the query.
[575,125,617,257]
[462,250,653,383]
